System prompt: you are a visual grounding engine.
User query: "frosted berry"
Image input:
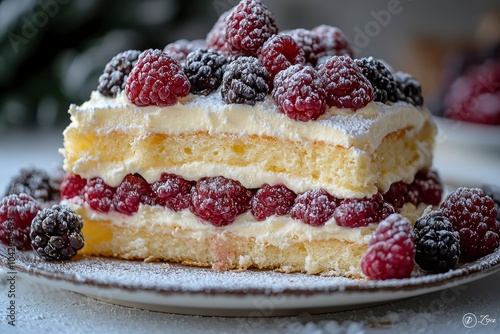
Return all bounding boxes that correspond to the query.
[126,49,190,107]
[0,194,41,250]
[97,50,141,97]
[5,167,59,204]
[482,184,500,221]
[383,181,408,209]
[184,49,229,95]
[163,39,206,66]
[334,194,395,228]
[225,0,278,55]
[30,205,84,261]
[291,189,337,227]
[84,177,115,213]
[393,71,424,106]
[318,55,374,110]
[361,213,415,280]
[251,184,297,221]
[409,169,443,206]
[440,187,499,261]
[287,29,326,66]
[312,25,354,58]
[60,174,87,200]
[113,174,154,215]
[414,211,460,273]
[206,10,231,55]
[272,64,327,121]
[152,173,193,212]
[190,176,252,226]
[354,57,398,103]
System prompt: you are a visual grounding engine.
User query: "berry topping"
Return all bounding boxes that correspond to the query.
[163,39,206,66]
[152,173,193,212]
[312,25,354,58]
[440,187,499,261]
[361,213,415,280]
[354,57,398,103]
[30,205,84,261]
[286,29,326,67]
[393,71,424,106]
[60,174,87,200]
[222,56,270,105]
[0,194,41,250]
[383,181,408,209]
[206,10,231,55]
[125,49,190,107]
[414,211,460,273]
[291,189,337,227]
[113,174,154,215]
[409,169,443,206]
[334,194,395,228]
[83,177,115,213]
[97,50,141,97]
[258,34,306,83]
[482,184,500,221]
[225,0,278,55]
[272,64,327,121]
[190,176,252,226]
[251,184,297,221]
[183,49,229,95]
[318,55,374,110]
[4,167,60,204]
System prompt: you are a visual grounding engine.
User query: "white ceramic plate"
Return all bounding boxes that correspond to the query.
[1,246,500,317]
[433,116,500,148]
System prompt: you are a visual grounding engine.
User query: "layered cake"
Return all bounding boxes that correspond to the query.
[59,0,442,277]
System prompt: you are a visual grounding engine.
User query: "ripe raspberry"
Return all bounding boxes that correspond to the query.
[440,187,499,261]
[30,205,84,261]
[334,194,395,228]
[383,181,408,209]
[291,189,338,227]
[126,49,190,107]
[286,29,326,67]
[482,184,500,221]
[152,173,193,212]
[354,57,398,103]
[163,39,206,66]
[318,55,374,110]
[190,176,253,226]
[393,71,424,106]
[5,167,59,204]
[258,34,306,83]
[225,0,278,55]
[97,50,141,97]
[206,10,232,55]
[0,194,41,250]
[414,211,460,273]
[83,178,115,213]
[408,169,443,206]
[183,49,229,95]
[272,64,327,121]
[60,174,87,200]
[361,213,415,280]
[113,174,154,215]
[312,25,354,58]
[251,184,297,221]
[222,56,270,105]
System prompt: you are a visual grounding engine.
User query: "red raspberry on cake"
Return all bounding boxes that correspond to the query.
[291,189,338,227]
[251,184,297,221]
[152,173,193,212]
[272,64,327,121]
[206,10,232,55]
[318,55,374,110]
[61,174,87,200]
[361,213,415,280]
[84,177,116,213]
[163,39,207,66]
[113,174,154,215]
[408,169,443,206]
[225,0,278,56]
[312,25,354,58]
[126,49,190,107]
[334,194,395,228]
[286,28,326,67]
[383,181,409,209]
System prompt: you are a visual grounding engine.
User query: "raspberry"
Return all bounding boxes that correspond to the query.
[251,184,297,221]
[414,211,460,273]
[30,205,84,261]
[125,49,190,107]
[97,50,141,97]
[113,174,154,215]
[318,55,374,110]
[258,34,306,83]
[286,29,326,67]
[190,176,252,226]
[183,49,229,95]
[206,10,231,55]
[440,187,499,261]
[291,189,337,227]
[482,184,500,221]
[152,173,193,212]
[334,194,395,228]
[83,178,115,213]
[221,56,270,105]
[408,170,443,206]
[272,64,327,121]
[393,71,424,106]
[312,25,354,58]
[163,39,206,66]
[383,181,408,209]
[225,0,278,56]
[60,174,87,200]
[4,167,59,204]
[354,57,398,103]
[361,213,415,280]
[0,194,41,250]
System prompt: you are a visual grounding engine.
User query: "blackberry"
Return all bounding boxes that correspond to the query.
[5,167,59,204]
[414,211,460,273]
[221,56,270,105]
[394,71,424,106]
[482,184,500,221]
[30,205,84,261]
[183,49,229,95]
[97,50,141,97]
[354,57,398,103]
